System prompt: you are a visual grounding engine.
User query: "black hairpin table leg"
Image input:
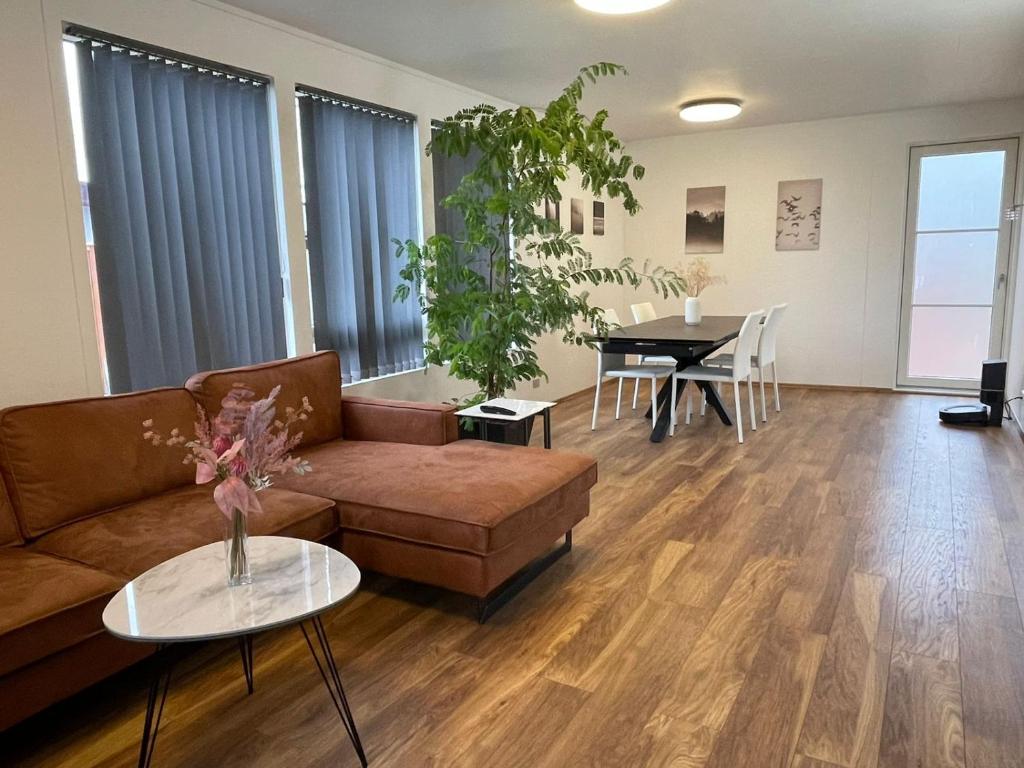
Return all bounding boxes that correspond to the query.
[301,617,368,767]
[238,635,254,695]
[138,645,175,768]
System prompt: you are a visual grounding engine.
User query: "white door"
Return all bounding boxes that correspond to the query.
[898,138,1019,389]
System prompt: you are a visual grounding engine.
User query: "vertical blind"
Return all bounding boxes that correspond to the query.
[431,126,481,244]
[298,90,424,384]
[430,125,497,283]
[74,37,287,393]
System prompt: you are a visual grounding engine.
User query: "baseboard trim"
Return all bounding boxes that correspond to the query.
[557,387,600,406]
[785,382,893,394]
[893,386,979,397]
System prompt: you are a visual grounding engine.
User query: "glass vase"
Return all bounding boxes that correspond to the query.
[224,507,252,586]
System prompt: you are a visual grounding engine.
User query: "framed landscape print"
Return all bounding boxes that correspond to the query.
[593,201,605,236]
[685,186,725,254]
[570,198,585,234]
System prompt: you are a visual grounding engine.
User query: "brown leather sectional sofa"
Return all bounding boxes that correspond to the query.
[0,351,597,731]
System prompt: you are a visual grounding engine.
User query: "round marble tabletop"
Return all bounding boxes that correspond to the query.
[102,536,361,643]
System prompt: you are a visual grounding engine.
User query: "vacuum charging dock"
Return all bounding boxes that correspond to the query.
[938,359,1006,428]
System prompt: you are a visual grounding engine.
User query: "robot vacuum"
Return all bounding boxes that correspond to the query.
[938,404,992,426]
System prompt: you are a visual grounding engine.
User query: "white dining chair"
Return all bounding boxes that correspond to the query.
[704,303,788,422]
[670,309,765,444]
[629,302,677,409]
[592,308,673,431]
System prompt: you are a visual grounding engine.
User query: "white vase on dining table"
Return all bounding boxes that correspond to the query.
[684,296,702,325]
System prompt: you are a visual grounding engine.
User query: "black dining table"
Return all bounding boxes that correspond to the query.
[597,315,746,443]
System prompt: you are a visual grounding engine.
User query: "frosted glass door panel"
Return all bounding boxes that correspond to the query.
[907,307,991,380]
[912,231,998,305]
[917,151,1005,231]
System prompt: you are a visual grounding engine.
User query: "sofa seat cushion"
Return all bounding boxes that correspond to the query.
[0,549,125,677]
[32,485,337,580]
[275,440,598,556]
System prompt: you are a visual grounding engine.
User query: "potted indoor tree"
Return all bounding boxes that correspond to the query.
[395,63,685,443]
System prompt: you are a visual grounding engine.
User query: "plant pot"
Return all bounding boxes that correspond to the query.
[684,296,702,326]
[224,507,252,587]
[459,415,536,446]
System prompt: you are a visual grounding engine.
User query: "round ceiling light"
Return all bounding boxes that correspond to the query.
[679,99,743,123]
[574,0,673,14]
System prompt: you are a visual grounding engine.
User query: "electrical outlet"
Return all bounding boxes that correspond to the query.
[532,378,541,389]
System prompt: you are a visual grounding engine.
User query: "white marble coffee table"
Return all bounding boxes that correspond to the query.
[103,536,366,768]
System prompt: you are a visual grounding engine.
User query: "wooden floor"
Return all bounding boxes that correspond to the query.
[6,386,1024,768]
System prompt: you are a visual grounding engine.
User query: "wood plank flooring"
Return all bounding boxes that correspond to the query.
[4,386,1024,768]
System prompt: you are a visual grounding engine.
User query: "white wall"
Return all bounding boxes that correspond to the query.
[1007,232,1024,430]
[624,101,1024,390]
[0,0,99,405]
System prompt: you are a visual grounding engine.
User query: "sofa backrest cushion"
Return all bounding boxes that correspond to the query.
[185,351,342,449]
[0,480,21,546]
[0,388,197,538]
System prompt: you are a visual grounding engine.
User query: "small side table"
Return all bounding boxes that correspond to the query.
[456,397,556,448]
[102,536,366,768]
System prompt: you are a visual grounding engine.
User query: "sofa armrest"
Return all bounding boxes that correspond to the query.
[341,396,459,446]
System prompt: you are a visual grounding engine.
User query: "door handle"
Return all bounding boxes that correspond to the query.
[998,272,1007,289]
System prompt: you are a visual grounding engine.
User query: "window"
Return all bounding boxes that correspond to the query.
[64,29,288,394]
[431,122,480,241]
[296,87,424,384]
[430,121,492,283]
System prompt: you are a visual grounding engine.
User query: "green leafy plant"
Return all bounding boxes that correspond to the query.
[395,63,685,403]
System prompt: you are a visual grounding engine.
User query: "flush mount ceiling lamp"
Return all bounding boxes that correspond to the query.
[574,0,673,14]
[679,98,743,123]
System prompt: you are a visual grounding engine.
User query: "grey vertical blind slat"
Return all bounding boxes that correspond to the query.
[298,96,424,384]
[75,41,287,393]
[430,134,495,282]
[431,136,480,241]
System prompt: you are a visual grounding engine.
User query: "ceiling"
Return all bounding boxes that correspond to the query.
[222,0,1024,140]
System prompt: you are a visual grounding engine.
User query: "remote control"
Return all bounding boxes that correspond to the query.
[480,405,517,416]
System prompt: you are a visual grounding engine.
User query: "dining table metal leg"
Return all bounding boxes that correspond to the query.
[646,355,733,442]
[696,381,733,427]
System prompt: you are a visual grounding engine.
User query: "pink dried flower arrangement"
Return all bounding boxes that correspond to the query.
[143,383,313,519]
[682,256,726,298]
